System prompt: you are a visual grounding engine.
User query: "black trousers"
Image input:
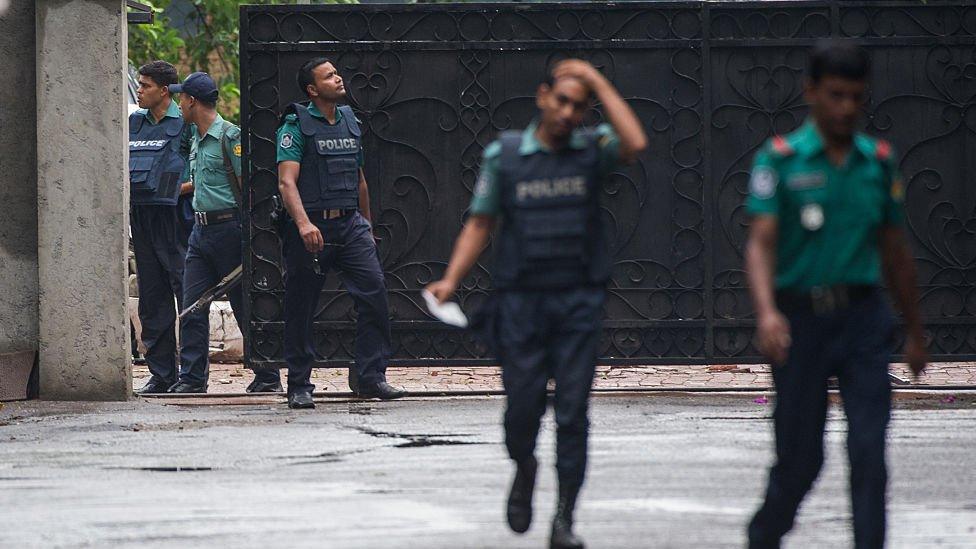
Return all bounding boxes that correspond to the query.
[130,205,186,383]
[749,290,894,549]
[495,287,604,487]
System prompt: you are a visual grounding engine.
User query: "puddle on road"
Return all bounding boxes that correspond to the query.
[352,426,486,449]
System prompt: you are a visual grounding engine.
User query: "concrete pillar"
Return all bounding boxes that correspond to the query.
[36,0,130,400]
[0,1,39,400]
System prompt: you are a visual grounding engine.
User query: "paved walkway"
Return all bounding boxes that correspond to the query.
[133,362,976,395]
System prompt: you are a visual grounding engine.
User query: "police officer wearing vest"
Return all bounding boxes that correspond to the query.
[168,72,282,394]
[130,61,192,394]
[427,60,647,548]
[276,58,406,408]
[745,42,927,549]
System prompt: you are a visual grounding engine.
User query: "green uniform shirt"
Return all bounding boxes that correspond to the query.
[275,104,365,166]
[189,114,241,212]
[745,119,906,291]
[469,120,622,216]
[136,100,192,183]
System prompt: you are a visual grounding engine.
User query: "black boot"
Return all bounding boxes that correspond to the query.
[550,483,584,549]
[506,456,537,533]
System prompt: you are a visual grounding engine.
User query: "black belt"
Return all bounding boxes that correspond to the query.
[776,285,878,315]
[194,208,238,226]
[308,208,356,220]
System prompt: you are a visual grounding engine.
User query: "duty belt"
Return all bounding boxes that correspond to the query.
[308,208,356,220]
[194,208,238,226]
[775,285,878,316]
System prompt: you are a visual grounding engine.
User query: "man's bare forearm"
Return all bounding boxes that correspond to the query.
[591,78,648,162]
[745,219,779,316]
[882,227,923,337]
[442,215,494,287]
[358,171,372,224]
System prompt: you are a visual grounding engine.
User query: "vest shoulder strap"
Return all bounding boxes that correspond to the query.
[291,102,318,136]
[129,111,145,134]
[497,131,522,187]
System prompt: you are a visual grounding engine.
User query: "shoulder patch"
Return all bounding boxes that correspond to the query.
[280,132,294,149]
[770,135,794,156]
[749,166,778,199]
[876,139,892,161]
[233,143,242,157]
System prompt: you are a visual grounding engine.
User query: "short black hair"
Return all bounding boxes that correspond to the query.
[138,60,179,88]
[809,40,870,83]
[298,57,333,97]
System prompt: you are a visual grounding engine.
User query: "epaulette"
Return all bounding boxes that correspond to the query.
[875,139,892,161]
[770,135,794,156]
[224,124,241,139]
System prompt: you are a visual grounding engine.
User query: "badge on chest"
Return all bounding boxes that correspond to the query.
[800,203,824,231]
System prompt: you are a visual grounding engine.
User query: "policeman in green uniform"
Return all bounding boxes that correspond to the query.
[167,72,282,393]
[276,57,406,409]
[427,60,647,549]
[744,42,927,549]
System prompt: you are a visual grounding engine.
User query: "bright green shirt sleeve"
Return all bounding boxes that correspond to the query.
[595,123,622,177]
[468,141,502,216]
[227,127,242,178]
[276,115,304,163]
[745,146,780,217]
[881,149,905,227]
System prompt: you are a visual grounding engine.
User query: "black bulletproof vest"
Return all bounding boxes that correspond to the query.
[293,103,362,211]
[128,111,186,206]
[492,130,610,290]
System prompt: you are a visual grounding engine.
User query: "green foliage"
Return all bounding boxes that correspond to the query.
[128,0,357,123]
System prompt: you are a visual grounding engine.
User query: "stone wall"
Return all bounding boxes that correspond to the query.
[0,0,39,398]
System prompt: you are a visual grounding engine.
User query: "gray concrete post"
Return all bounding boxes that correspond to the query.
[36,0,130,400]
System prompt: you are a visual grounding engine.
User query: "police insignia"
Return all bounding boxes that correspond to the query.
[474,174,490,198]
[891,179,905,202]
[800,203,824,231]
[280,133,293,149]
[749,166,777,199]
[233,143,242,157]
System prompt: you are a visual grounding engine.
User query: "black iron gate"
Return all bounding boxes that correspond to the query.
[241,1,976,368]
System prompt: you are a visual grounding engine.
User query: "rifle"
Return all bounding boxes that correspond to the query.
[178,265,243,320]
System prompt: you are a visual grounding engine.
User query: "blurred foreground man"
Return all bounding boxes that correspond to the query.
[427,60,647,548]
[744,41,927,549]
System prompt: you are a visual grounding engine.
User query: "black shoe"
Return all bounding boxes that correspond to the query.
[347,367,359,393]
[550,484,584,549]
[246,379,283,393]
[507,456,538,534]
[288,390,315,409]
[134,377,174,395]
[168,380,207,394]
[356,381,407,400]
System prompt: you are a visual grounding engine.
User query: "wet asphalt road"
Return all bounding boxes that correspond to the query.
[1,393,974,548]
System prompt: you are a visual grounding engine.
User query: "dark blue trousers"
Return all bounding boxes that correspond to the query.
[131,205,186,384]
[178,219,280,386]
[749,290,894,549]
[282,212,390,395]
[495,287,604,487]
